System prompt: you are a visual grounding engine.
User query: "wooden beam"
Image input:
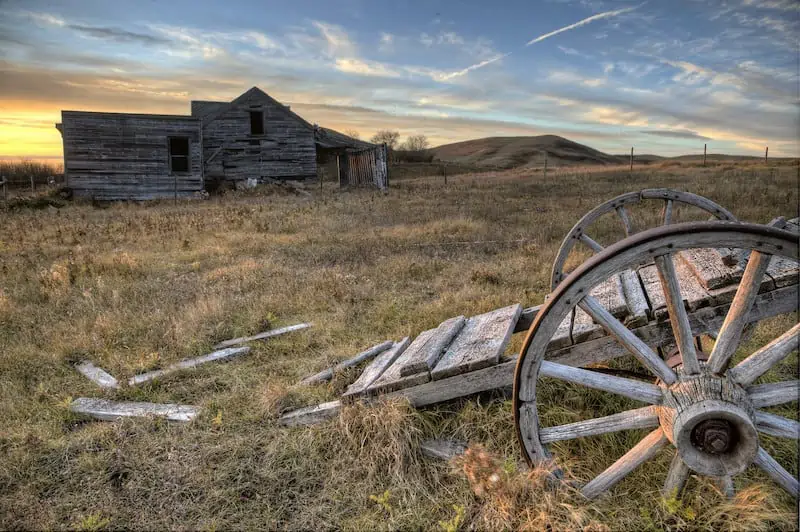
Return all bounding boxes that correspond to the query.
[129,347,250,386]
[342,338,410,399]
[75,361,119,389]
[214,322,311,349]
[70,398,199,422]
[420,439,468,461]
[299,340,394,386]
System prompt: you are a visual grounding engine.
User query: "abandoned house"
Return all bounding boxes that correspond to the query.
[56,87,387,200]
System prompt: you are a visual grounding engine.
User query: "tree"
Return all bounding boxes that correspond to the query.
[344,129,361,140]
[370,130,400,150]
[403,134,429,152]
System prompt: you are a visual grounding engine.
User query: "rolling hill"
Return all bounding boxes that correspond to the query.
[429,135,625,168]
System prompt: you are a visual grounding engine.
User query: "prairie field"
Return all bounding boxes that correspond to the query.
[0,162,798,530]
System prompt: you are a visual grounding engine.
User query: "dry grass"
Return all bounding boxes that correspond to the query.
[0,163,797,530]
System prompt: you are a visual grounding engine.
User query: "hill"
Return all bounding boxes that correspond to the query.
[429,135,624,168]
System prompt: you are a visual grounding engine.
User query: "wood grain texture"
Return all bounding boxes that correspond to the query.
[620,269,650,326]
[420,439,468,460]
[639,259,712,321]
[299,340,394,386]
[729,322,800,386]
[581,428,667,499]
[539,406,659,444]
[754,410,800,439]
[342,338,410,400]
[654,254,701,374]
[129,347,251,386]
[754,447,799,496]
[747,380,799,408]
[367,329,436,395]
[679,248,744,290]
[70,398,199,422]
[662,452,690,498]
[75,361,119,389]
[400,316,466,376]
[279,400,341,427]
[430,304,522,380]
[214,323,311,349]
[539,360,664,404]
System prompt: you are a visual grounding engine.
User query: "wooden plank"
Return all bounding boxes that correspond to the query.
[342,338,410,400]
[213,323,311,349]
[514,305,541,333]
[570,306,604,344]
[729,322,800,386]
[589,276,629,318]
[754,447,800,496]
[678,248,743,290]
[129,347,250,386]
[70,398,199,422]
[279,400,341,427]
[430,304,522,380]
[639,259,713,321]
[400,316,466,376]
[420,439,468,461]
[663,453,690,497]
[620,269,649,326]
[654,254,701,374]
[550,310,573,350]
[75,361,119,389]
[299,340,394,386]
[755,411,800,439]
[367,329,438,395]
[765,256,799,288]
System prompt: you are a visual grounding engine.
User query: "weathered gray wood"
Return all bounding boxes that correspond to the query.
[580,233,604,253]
[662,452,690,498]
[679,248,744,290]
[620,269,650,326]
[514,305,541,333]
[753,447,800,496]
[616,205,633,236]
[589,276,629,319]
[550,310,574,350]
[430,304,522,380]
[662,199,674,225]
[708,251,773,373]
[400,316,466,377]
[539,360,663,404]
[70,398,199,422]
[420,439,468,460]
[214,323,312,349]
[579,295,677,384]
[581,428,668,499]
[75,361,119,389]
[367,330,436,395]
[342,338,410,399]
[754,410,800,439]
[279,400,341,427]
[299,340,394,386]
[639,189,737,221]
[539,406,659,444]
[639,258,713,320]
[765,256,799,288]
[570,306,604,344]
[729,322,800,386]
[747,380,800,408]
[717,476,735,498]
[129,347,251,386]
[654,254,701,374]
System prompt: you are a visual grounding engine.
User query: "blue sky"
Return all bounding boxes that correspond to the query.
[0,0,798,159]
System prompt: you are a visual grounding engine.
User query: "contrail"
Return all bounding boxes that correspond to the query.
[439,52,511,81]
[526,4,642,46]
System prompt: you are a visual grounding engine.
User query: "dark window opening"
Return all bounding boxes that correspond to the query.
[250,111,264,135]
[169,136,190,173]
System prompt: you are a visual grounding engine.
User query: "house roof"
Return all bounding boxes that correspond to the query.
[314,126,375,150]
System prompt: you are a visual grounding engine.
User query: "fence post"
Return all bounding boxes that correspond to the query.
[703,144,707,167]
[30,175,35,193]
[630,147,634,172]
[1,177,6,202]
[443,164,447,185]
[765,146,768,164]
[543,151,548,180]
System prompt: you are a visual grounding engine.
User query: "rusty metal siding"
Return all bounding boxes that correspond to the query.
[61,111,202,200]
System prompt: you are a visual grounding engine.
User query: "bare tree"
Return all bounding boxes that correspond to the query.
[344,129,361,140]
[370,130,400,150]
[402,134,429,152]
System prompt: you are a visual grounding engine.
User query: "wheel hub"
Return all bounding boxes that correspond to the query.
[691,419,735,454]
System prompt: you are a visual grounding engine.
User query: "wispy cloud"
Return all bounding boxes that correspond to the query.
[68,25,171,45]
[436,53,511,81]
[640,129,711,140]
[526,4,642,45]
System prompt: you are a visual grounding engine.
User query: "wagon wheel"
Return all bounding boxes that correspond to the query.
[515,221,799,500]
[551,189,737,289]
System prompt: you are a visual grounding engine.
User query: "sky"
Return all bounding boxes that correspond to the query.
[0,0,798,161]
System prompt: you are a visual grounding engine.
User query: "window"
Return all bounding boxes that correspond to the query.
[250,111,264,135]
[168,137,190,173]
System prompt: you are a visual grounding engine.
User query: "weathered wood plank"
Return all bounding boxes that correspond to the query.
[420,439,468,460]
[213,323,311,349]
[279,400,341,427]
[663,453,690,497]
[754,447,799,496]
[400,316,466,377]
[639,259,713,321]
[747,380,799,408]
[75,361,119,389]
[430,304,522,380]
[679,248,744,290]
[70,398,199,422]
[570,306,604,344]
[367,330,437,395]
[654,254,701,374]
[342,338,410,400]
[129,347,250,386]
[514,305,541,333]
[620,269,650,326]
[299,340,394,386]
[765,256,799,288]
[754,410,800,439]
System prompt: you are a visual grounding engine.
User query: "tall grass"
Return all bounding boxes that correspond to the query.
[0,159,63,187]
[0,163,797,529]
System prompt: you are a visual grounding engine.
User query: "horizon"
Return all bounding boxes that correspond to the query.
[1,0,798,161]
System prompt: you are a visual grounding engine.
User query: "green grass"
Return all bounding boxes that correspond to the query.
[0,163,797,530]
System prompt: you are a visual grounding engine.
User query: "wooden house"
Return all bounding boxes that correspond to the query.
[57,87,386,200]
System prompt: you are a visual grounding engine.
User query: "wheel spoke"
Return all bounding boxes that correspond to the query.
[753,447,800,496]
[662,199,673,225]
[717,476,735,498]
[707,251,773,374]
[748,380,800,408]
[662,452,690,498]
[540,360,663,404]
[580,233,604,253]
[729,323,800,386]
[616,206,634,236]
[582,428,667,499]
[579,295,677,384]
[540,406,658,444]
[654,254,701,374]
[755,410,800,439]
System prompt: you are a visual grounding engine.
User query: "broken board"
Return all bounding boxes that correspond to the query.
[367,329,438,395]
[70,398,199,422]
[342,338,410,400]
[400,316,466,376]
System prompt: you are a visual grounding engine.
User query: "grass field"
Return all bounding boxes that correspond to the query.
[1,162,798,530]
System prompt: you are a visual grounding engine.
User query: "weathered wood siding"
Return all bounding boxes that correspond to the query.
[61,111,202,200]
[201,91,316,182]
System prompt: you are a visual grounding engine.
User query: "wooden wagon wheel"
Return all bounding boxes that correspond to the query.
[515,221,799,500]
[551,189,737,290]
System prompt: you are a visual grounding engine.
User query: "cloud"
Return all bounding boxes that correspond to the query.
[741,0,800,11]
[435,53,511,81]
[334,58,401,78]
[526,4,642,45]
[311,21,356,57]
[378,32,394,52]
[640,129,711,140]
[67,24,171,45]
